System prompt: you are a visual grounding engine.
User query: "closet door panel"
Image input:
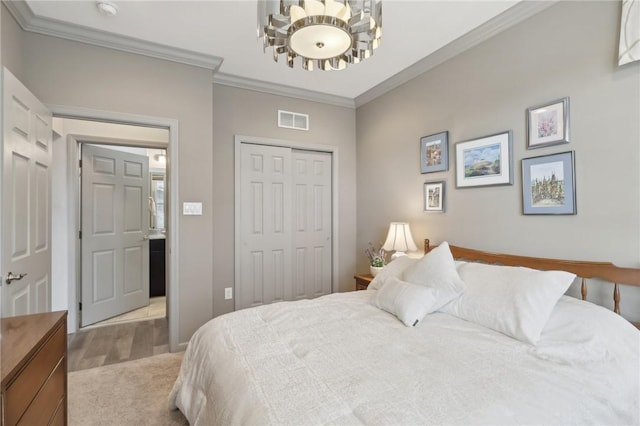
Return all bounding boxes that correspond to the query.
[292,150,332,299]
[239,144,292,309]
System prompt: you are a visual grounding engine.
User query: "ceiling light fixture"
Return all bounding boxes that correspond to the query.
[258,0,382,71]
[153,153,166,164]
[96,0,118,17]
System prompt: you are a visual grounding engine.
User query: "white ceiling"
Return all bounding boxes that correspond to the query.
[9,0,554,106]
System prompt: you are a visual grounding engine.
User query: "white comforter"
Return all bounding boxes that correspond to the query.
[169,291,640,425]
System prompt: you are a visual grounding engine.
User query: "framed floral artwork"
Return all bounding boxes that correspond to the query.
[526,97,570,149]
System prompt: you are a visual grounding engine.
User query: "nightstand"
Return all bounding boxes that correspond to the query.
[354,273,373,291]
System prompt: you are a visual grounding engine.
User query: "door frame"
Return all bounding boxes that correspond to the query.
[50,104,181,352]
[234,134,339,311]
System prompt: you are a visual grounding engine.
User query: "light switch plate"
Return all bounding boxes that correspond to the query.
[183,202,203,216]
[225,287,233,300]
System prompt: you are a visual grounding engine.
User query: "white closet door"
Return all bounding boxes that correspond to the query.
[239,143,292,309]
[2,68,53,317]
[292,150,332,299]
[238,144,333,310]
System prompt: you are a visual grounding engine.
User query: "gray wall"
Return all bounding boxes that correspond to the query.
[1,4,24,78]
[212,84,357,317]
[0,10,357,343]
[356,1,640,320]
[14,30,215,345]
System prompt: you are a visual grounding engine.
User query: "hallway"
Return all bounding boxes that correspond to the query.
[68,316,168,372]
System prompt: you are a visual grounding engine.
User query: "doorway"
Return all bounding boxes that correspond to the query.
[79,143,168,328]
[1,71,180,351]
[49,113,178,351]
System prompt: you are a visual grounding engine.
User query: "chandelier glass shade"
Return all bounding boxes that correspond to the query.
[258,0,382,71]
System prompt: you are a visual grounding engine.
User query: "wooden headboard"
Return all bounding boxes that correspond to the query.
[424,239,640,326]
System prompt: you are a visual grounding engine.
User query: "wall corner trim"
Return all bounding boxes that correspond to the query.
[354,1,559,107]
[213,73,356,109]
[4,0,223,71]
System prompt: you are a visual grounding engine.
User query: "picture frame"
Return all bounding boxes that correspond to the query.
[526,97,570,149]
[455,130,513,188]
[424,181,445,212]
[420,131,448,174]
[522,151,576,215]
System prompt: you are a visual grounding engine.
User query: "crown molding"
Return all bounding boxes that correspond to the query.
[3,0,223,71]
[355,1,558,107]
[4,0,34,26]
[213,72,356,109]
[4,0,554,108]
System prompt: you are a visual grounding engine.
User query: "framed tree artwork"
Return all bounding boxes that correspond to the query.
[424,181,445,212]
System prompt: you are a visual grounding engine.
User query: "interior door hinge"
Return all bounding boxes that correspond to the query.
[79,159,82,168]
[78,230,82,239]
[79,302,82,311]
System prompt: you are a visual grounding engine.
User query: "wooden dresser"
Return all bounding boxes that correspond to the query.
[1,311,67,426]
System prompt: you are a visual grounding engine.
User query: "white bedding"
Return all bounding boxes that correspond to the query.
[169,291,640,425]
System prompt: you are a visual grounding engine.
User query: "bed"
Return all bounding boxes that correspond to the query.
[169,242,640,425]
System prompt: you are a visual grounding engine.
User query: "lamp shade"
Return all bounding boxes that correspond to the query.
[382,222,417,253]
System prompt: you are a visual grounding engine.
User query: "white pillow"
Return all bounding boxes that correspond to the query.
[441,262,576,345]
[371,277,436,327]
[368,256,418,291]
[401,241,464,311]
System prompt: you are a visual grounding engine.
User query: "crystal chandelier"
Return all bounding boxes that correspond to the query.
[258,0,382,71]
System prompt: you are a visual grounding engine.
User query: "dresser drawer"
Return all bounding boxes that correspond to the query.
[17,357,65,426]
[4,322,65,426]
[50,398,65,426]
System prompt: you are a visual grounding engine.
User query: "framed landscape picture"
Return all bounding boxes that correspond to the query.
[526,97,570,149]
[455,131,513,188]
[424,181,445,212]
[420,131,448,174]
[522,151,576,215]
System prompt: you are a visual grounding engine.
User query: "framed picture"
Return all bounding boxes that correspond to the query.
[455,131,513,188]
[526,97,570,149]
[424,181,445,212]
[522,151,576,215]
[420,131,448,173]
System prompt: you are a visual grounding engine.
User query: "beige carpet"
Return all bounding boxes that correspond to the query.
[68,352,189,426]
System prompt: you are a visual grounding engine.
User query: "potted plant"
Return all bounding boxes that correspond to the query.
[365,243,386,277]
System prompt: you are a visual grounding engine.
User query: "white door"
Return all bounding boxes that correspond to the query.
[292,150,332,299]
[81,144,150,326]
[1,68,53,317]
[237,143,332,310]
[238,143,292,309]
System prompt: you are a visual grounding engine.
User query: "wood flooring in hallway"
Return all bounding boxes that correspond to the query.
[67,317,169,372]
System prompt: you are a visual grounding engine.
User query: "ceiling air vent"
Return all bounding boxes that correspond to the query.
[278,110,309,131]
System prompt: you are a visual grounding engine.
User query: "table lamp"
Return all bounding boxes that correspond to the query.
[382,222,417,260]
